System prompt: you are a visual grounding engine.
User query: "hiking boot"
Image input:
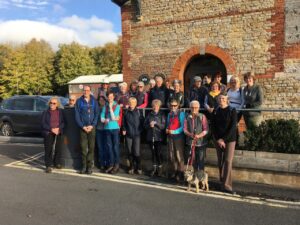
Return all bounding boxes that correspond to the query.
[79,168,86,174]
[87,168,93,175]
[45,167,52,173]
[105,166,114,174]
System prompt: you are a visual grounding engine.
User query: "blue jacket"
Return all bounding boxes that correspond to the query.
[75,95,99,128]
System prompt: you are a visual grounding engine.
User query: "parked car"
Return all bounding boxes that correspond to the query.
[0,95,68,136]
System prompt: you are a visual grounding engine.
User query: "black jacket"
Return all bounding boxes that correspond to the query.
[144,111,166,142]
[167,90,184,108]
[211,106,237,143]
[188,86,208,108]
[122,108,144,138]
[41,108,65,137]
[148,86,168,107]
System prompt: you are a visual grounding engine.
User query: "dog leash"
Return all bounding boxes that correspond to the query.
[185,138,196,172]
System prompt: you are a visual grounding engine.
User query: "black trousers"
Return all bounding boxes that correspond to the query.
[44,133,63,168]
[126,136,141,170]
[149,141,163,166]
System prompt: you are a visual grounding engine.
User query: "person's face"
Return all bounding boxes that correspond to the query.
[107,93,114,103]
[99,98,105,106]
[131,83,137,91]
[152,104,160,112]
[174,83,180,92]
[83,87,91,98]
[120,85,127,93]
[150,81,155,88]
[69,98,76,106]
[138,85,144,92]
[211,83,219,92]
[129,100,137,109]
[215,75,222,83]
[245,77,254,86]
[203,76,211,85]
[230,79,238,89]
[102,83,109,89]
[190,104,199,115]
[155,77,163,87]
[218,95,228,107]
[170,102,178,112]
[49,99,58,110]
[194,80,201,88]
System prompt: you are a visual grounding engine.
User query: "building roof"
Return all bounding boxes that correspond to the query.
[111,0,129,7]
[68,74,123,84]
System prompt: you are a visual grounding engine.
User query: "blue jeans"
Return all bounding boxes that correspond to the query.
[105,129,120,166]
[96,129,109,167]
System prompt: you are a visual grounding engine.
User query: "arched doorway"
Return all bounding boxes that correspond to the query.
[184,54,227,92]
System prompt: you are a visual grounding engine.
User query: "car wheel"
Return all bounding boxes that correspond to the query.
[1,122,14,136]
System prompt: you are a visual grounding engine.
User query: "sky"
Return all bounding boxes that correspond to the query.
[0,0,122,50]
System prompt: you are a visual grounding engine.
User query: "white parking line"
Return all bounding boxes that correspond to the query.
[4,153,300,210]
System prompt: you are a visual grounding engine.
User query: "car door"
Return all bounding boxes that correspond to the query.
[33,98,49,133]
[13,98,35,133]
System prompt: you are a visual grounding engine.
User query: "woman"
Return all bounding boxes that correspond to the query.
[167,80,184,108]
[184,100,209,175]
[227,76,244,122]
[96,96,108,171]
[122,97,144,175]
[117,82,130,109]
[136,81,148,108]
[101,92,121,174]
[144,99,166,177]
[243,72,263,128]
[213,72,227,92]
[166,99,185,181]
[129,79,138,97]
[204,81,221,119]
[211,92,237,194]
[41,97,65,173]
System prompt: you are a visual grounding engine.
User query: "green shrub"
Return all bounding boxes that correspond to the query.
[244,119,300,154]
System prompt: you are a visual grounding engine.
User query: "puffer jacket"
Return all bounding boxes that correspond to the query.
[144,110,166,142]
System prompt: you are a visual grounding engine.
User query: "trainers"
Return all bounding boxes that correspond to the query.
[111,165,119,174]
[157,165,163,177]
[55,164,62,169]
[137,169,143,175]
[128,169,134,175]
[79,167,86,174]
[45,167,52,173]
[105,166,114,173]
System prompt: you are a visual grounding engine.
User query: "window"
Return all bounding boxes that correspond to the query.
[14,98,34,111]
[35,98,48,111]
[2,99,14,110]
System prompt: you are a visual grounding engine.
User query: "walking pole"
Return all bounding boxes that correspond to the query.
[150,125,156,177]
[52,134,57,166]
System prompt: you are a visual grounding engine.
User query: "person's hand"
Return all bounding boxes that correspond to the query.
[217,139,226,149]
[194,134,202,139]
[87,126,93,132]
[166,129,170,134]
[109,102,114,108]
[51,128,59,135]
[83,126,89,133]
[119,104,123,108]
[150,121,155,128]
[122,130,126,136]
[125,105,129,109]
[104,119,110,125]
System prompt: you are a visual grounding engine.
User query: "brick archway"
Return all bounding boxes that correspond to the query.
[171,45,236,82]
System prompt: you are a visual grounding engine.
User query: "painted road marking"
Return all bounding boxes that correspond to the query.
[4,153,300,210]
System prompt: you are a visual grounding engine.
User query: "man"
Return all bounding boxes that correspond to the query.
[98,78,110,101]
[75,85,100,174]
[148,74,168,107]
[202,74,212,90]
[188,76,208,109]
[66,95,76,107]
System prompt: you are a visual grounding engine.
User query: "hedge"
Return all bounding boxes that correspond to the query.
[244,119,300,154]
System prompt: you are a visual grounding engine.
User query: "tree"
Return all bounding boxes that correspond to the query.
[91,37,122,74]
[54,42,96,95]
[0,39,55,98]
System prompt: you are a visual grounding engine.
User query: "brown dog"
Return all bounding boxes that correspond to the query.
[184,167,209,193]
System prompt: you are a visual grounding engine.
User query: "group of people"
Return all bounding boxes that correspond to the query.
[41,71,263,194]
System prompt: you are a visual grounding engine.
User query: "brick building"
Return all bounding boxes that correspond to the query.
[112,0,299,117]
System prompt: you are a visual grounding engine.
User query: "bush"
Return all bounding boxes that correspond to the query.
[244,119,300,154]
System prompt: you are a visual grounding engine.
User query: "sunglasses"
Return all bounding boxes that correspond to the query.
[69,99,75,102]
[50,102,57,105]
[170,105,178,107]
[138,86,144,88]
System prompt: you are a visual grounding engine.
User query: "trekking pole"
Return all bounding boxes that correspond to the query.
[52,134,57,164]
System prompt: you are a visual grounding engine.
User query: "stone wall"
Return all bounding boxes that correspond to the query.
[119,0,299,120]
